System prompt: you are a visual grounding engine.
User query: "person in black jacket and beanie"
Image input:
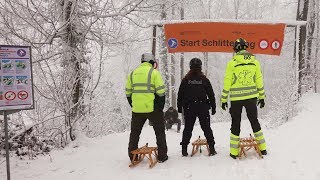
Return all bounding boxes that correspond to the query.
[177,58,217,157]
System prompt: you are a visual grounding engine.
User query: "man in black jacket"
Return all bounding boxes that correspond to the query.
[177,58,217,157]
[164,107,181,132]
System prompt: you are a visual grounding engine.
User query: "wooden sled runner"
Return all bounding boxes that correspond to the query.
[239,135,263,159]
[129,143,158,168]
[191,136,210,156]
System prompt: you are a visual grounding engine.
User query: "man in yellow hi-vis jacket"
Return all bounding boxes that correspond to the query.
[221,38,267,159]
[126,53,168,163]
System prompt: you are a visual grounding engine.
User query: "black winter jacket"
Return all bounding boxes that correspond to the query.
[177,74,216,112]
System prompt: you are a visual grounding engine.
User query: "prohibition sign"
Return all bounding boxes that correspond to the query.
[259,39,269,50]
[5,91,16,100]
[271,40,281,50]
[18,90,28,100]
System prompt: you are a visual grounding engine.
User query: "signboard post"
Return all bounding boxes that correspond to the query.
[0,45,34,180]
[3,110,10,180]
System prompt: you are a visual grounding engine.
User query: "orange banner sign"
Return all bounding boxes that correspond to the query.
[164,22,286,56]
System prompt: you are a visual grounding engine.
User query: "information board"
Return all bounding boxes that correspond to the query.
[0,45,34,110]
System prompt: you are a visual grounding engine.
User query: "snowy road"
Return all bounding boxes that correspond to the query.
[1,94,320,180]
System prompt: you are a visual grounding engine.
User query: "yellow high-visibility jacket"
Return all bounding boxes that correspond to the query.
[221,50,265,103]
[125,62,166,113]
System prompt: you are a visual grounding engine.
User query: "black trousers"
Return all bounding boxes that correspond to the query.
[165,118,181,131]
[230,98,262,136]
[128,111,168,159]
[181,103,215,146]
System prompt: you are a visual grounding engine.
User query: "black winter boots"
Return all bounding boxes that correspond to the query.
[182,144,217,156]
[261,150,267,155]
[182,145,188,156]
[229,150,267,160]
[230,153,237,159]
[158,155,168,163]
[209,144,217,156]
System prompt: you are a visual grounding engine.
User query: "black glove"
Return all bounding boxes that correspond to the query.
[126,97,132,107]
[221,102,228,110]
[178,106,182,113]
[154,94,165,112]
[211,106,216,115]
[257,99,265,108]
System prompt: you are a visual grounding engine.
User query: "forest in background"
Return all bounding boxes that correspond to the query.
[0,0,319,157]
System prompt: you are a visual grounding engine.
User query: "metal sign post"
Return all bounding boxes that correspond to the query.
[3,110,11,180]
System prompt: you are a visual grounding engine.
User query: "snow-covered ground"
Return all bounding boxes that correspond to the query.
[1,93,320,180]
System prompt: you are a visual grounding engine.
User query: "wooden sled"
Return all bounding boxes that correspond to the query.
[239,135,263,159]
[129,143,158,168]
[191,136,210,156]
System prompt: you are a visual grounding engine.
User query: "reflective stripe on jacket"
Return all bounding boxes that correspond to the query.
[221,50,265,103]
[125,62,165,113]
